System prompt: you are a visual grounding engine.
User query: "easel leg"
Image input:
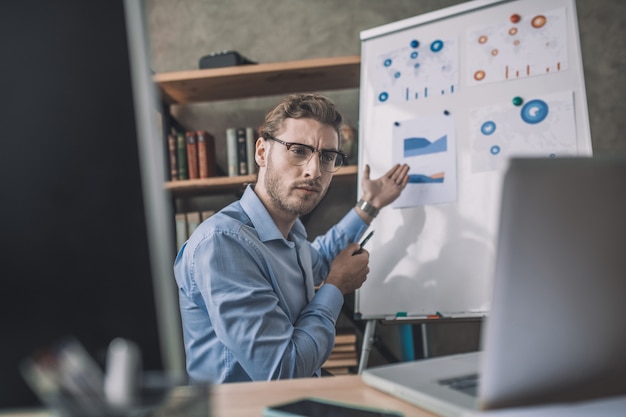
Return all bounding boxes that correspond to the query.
[421,323,429,358]
[357,320,376,374]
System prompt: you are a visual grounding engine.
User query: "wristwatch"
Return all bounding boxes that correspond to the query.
[357,198,380,218]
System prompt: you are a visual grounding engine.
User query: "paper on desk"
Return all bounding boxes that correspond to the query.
[462,395,626,417]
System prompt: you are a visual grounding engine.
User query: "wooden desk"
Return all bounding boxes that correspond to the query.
[211,374,435,417]
[0,375,435,417]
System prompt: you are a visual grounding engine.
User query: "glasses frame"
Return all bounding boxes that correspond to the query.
[264,134,348,173]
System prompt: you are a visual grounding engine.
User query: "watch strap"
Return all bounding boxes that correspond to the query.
[357,199,380,218]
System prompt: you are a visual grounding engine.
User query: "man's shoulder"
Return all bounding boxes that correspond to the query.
[196,202,250,236]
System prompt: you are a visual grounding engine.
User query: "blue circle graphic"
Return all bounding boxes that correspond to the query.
[378,92,389,102]
[384,59,392,67]
[430,40,444,52]
[520,99,549,124]
[410,40,419,48]
[481,121,496,135]
[394,71,401,79]
[490,145,501,155]
[411,51,418,59]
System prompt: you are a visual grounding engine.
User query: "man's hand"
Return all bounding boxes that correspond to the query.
[324,243,370,295]
[361,163,410,210]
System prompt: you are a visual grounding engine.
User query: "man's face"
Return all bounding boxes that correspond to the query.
[262,117,339,218]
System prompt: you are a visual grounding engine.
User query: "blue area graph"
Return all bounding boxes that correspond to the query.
[404,135,448,157]
[408,174,444,184]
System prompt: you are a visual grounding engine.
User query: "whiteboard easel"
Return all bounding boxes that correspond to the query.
[356,0,591,371]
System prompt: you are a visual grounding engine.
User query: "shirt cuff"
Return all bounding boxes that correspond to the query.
[313,282,345,319]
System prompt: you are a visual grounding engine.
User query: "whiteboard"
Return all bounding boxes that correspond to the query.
[355,0,591,320]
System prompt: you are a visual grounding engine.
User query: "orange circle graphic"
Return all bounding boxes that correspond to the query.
[532,15,547,28]
[478,35,488,44]
[474,70,486,81]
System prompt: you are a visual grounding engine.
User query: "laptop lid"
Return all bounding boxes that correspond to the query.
[480,157,626,410]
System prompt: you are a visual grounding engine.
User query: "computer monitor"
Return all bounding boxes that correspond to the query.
[0,0,182,408]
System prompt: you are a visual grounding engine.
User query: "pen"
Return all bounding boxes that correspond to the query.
[353,230,374,255]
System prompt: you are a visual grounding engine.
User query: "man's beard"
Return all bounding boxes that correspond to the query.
[264,156,328,217]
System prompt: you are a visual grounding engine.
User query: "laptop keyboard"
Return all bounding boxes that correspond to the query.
[438,373,480,397]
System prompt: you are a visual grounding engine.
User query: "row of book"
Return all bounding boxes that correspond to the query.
[322,331,358,375]
[226,126,258,177]
[174,209,216,250]
[166,127,259,181]
[167,130,218,181]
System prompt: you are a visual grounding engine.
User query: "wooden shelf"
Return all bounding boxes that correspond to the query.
[165,165,358,197]
[154,55,360,104]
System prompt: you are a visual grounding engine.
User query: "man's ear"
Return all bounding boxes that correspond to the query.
[255,137,267,167]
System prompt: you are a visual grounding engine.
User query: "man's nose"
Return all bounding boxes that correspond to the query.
[303,150,323,177]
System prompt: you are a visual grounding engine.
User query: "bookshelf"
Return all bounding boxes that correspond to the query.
[154,55,361,196]
[154,55,360,104]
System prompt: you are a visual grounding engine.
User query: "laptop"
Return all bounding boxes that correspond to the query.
[361,157,626,416]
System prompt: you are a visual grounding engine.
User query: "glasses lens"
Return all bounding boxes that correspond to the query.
[287,144,313,165]
[321,151,343,172]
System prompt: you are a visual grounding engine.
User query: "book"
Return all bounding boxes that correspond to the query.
[175,213,187,250]
[176,132,188,180]
[245,127,257,174]
[334,333,357,346]
[186,131,199,179]
[196,130,217,178]
[321,357,358,369]
[167,133,178,181]
[186,211,201,237]
[226,127,238,177]
[236,127,248,175]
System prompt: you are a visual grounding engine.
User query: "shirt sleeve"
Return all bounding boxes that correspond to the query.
[192,229,345,381]
[308,208,370,284]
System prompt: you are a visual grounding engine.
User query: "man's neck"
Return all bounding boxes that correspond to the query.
[252,184,297,240]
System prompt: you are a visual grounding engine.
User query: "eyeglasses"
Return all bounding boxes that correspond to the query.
[264,134,347,173]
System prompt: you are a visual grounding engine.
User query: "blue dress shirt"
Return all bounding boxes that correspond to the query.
[173,185,368,383]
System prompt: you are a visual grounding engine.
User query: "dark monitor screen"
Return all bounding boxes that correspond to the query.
[0,0,180,408]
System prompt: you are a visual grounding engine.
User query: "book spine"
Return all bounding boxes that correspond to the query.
[176,132,188,180]
[186,131,199,179]
[226,128,238,177]
[236,127,248,175]
[175,213,187,250]
[167,133,178,181]
[200,130,217,177]
[196,130,209,178]
[245,127,257,174]
[186,211,201,237]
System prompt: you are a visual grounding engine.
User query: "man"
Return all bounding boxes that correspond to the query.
[174,93,409,383]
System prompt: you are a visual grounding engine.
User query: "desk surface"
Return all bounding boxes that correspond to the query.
[0,375,435,417]
[211,374,435,417]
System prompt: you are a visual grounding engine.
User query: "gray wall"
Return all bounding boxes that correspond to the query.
[146,0,626,365]
[146,0,626,158]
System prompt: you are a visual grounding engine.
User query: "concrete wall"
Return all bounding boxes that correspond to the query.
[146,0,626,365]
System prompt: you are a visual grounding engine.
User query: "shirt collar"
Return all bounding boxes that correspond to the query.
[240,184,307,243]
